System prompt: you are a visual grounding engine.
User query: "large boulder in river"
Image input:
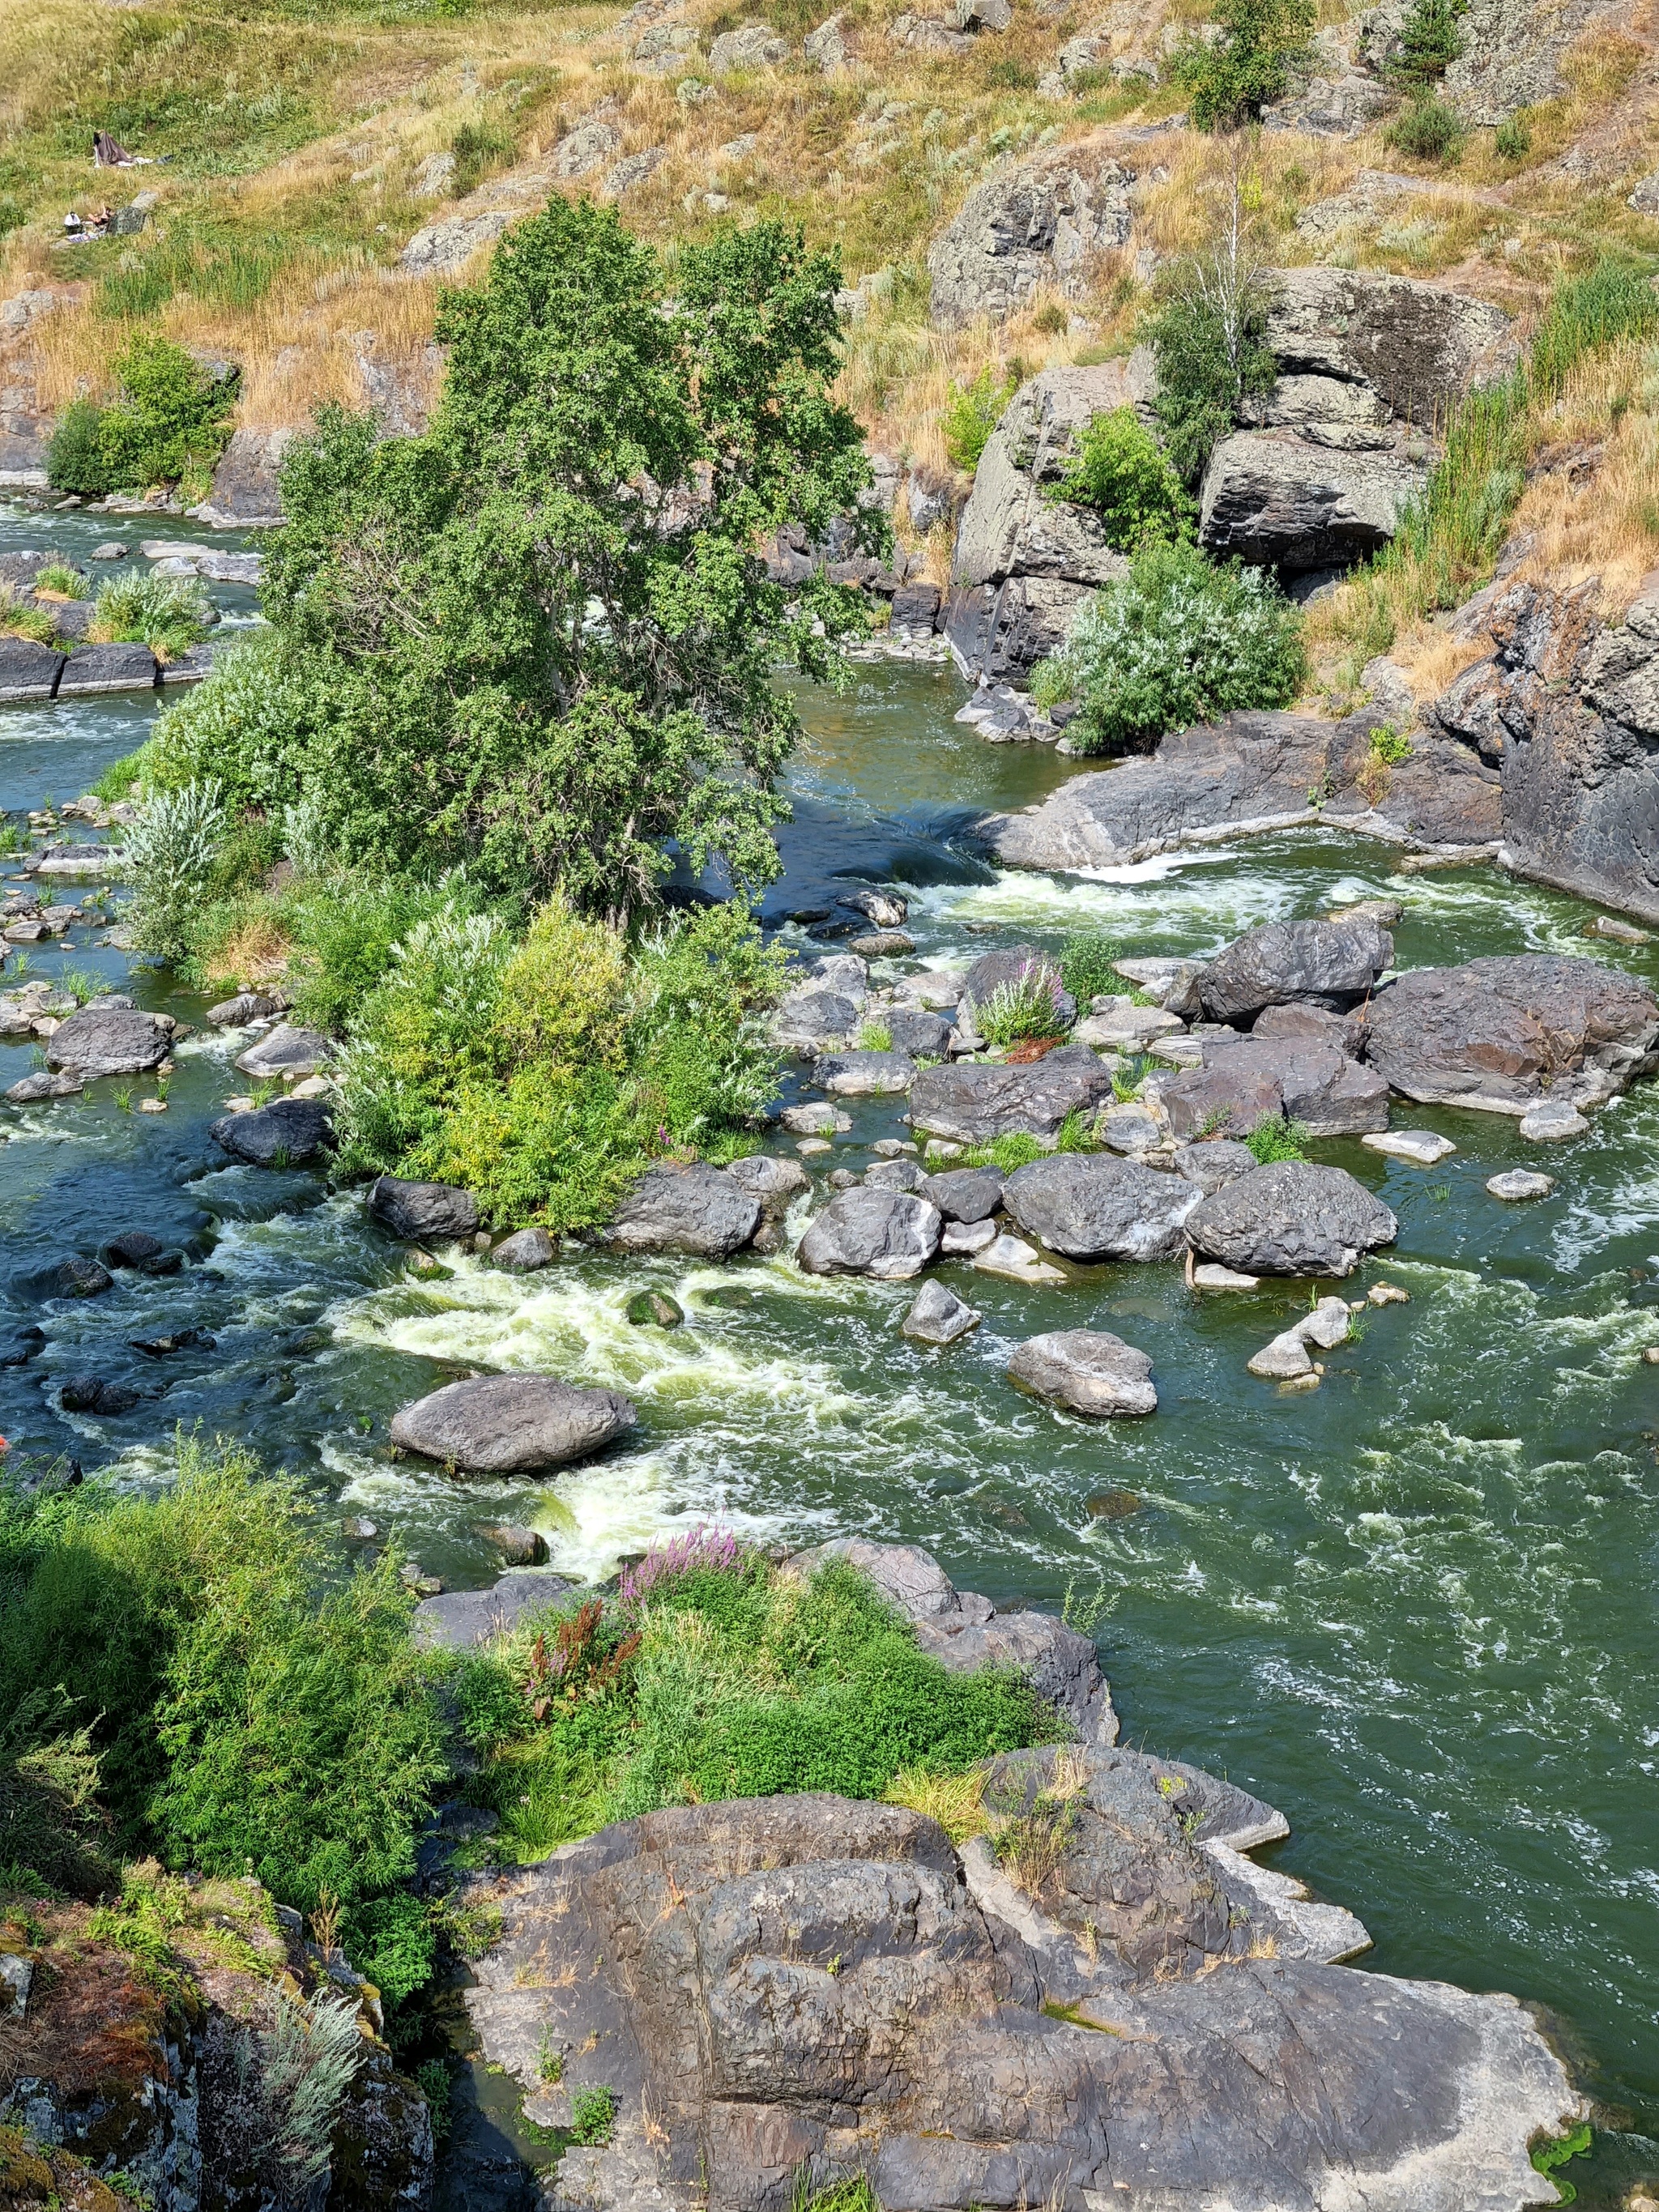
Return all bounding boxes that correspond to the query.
[1159,1035,1389,1140]
[1186,1161,1397,1277]
[390,1374,636,1472]
[980,708,1502,871]
[796,1187,942,1279]
[1199,915,1394,1025]
[920,1165,1005,1221]
[45,1004,171,1078]
[369,1175,480,1242]
[233,1023,332,1080]
[774,987,858,1048]
[911,1046,1116,1144]
[1003,1152,1197,1261]
[812,1048,916,1096]
[604,1161,761,1257]
[1363,953,1659,1111]
[1009,1328,1158,1417]
[210,1096,332,1166]
[458,1773,1577,2209]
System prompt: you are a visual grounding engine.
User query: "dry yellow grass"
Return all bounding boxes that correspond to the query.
[882,1764,991,1843]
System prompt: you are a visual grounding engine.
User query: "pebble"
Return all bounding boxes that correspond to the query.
[342,1516,380,1541]
[828,1166,860,1189]
[1486,1169,1555,1201]
[1360,1130,1456,1165]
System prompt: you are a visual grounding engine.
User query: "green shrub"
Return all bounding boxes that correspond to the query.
[0,1690,111,1899]
[942,365,1017,473]
[1385,93,1465,160]
[145,631,314,812]
[1386,0,1465,86]
[1493,113,1530,158]
[0,588,58,648]
[1034,540,1305,757]
[1244,1113,1308,1162]
[91,572,211,662]
[1171,0,1315,126]
[1060,930,1123,1005]
[450,118,516,196]
[34,561,88,600]
[94,335,238,492]
[569,2086,619,2146]
[1143,255,1277,488]
[971,965,1068,1045]
[122,779,232,960]
[47,399,115,497]
[1053,407,1194,551]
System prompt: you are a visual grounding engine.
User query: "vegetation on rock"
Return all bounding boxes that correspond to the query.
[1171,0,1316,128]
[45,336,237,500]
[1143,198,1277,488]
[942,364,1017,471]
[1053,406,1195,551]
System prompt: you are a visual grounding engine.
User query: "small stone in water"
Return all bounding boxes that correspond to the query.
[476,1521,548,1565]
[796,1136,833,1156]
[342,1516,380,1542]
[782,1102,851,1135]
[1360,1130,1456,1165]
[973,1232,1065,1284]
[941,1217,996,1255]
[1644,1346,1659,1366]
[626,1289,684,1328]
[1087,1489,1142,1519]
[1486,1169,1555,1201]
[1518,1098,1589,1142]
[872,1138,919,1157]
[405,1246,451,1279]
[137,1097,167,1113]
[1192,1263,1260,1289]
[1279,1371,1321,1392]
[224,1094,257,1112]
[1367,1282,1410,1306]
[829,1167,860,1189]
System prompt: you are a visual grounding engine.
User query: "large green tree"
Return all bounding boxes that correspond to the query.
[241,203,880,924]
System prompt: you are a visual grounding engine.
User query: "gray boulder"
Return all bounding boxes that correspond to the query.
[199,427,292,526]
[210,1097,332,1166]
[1186,1160,1398,1276]
[412,1570,574,1650]
[812,1048,916,1096]
[1173,1137,1258,1192]
[1201,915,1392,1024]
[1199,431,1427,574]
[1262,264,1519,433]
[709,21,790,67]
[981,707,1502,872]
[45,1004,170,1077]
[1160,1036,1389,1140]
[961,944,1077,1030]
[885,1006,952,1057]
[369,1175,480,1242]
[911,1047,1116,1144]
[929,149,1135,328]
[901,1280,983,1344]
[0,637,65,701]
[774,987,859,1047]
[725,1153,810,1216]
[205,990,284,1027]
[1009,1328,1158,1416]
[56,642,158,695]
[865,1157,928,1192]
[1003,1152,1198,1262]
[797,1187,942,1279]
[921,1165,1005,1221]
[1364,954,1659,1112]
[492,1226,557,1272]
[5,1072,83,1102]
[604,1161,761,1257]
[390,1374,636,1473]
[234,1023,331,1079]
[838,886,909,927]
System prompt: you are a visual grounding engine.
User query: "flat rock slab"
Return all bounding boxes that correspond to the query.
[390,1375,637,1473]
[812,1048,915,1095]
[797,1187,941,1279]
[55,641,159,695]
[45,1004,170,1076]
[781,1102,851,1134]
[911,1047,1116,1144]
[210,1096,332,1166]
[901,1280,982,1345]
[1487,1168,1556,1200]
[941,1217,997,1255]
[1193,1262,1260,1288]
[1003,1152,1198,1263]
[1186,1160,1397,1277]
[0,637,65,701]
[1366,955,1659,1111]
[1362,1129,1456,1164]
[1519,1099,1589,1141]
[412,1570,574,1651]
[971,1230,1066,1283]
[234,1023,332,1079]
[369,1175,480,1242]
[604,1161,761,1258]
[1009,1328,1157,1417]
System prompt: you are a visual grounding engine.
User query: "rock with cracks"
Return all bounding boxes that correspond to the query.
[1009,1328,1158,1417]
[210,1097,333,1167]
[1199,914,1394,1024]
[44,1005,171,1078]
[390,1375,636,1473]
[911,1048,1117,1144]
[1159,1035,1389,1140]
[603,1161,762,1258]
[369,1175,480,1243]
[1186,1160,1398,1278]
[1002,1153,1199,1262]
[797,1187,942,1279]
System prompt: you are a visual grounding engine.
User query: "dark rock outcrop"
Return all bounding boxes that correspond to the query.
[1363,953,1659,1112]
[1002,1152,1198,1261]
[604,1161,761,1257]
[921,1164,1005,1221]
[45,1004,172,1078]
[390,1374,637,1473]
[210,1096,332,1166]
[1185,1160,1398,1276]
[369,1175,480,1242]
[911,1047,1117,1144]
[928,147,1135,329]
[1159,1034,1390,1140]
[797,1187,942,1278]
[1200,914,1394,1023]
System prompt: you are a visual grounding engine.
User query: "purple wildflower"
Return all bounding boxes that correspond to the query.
[619,1523,756,1613]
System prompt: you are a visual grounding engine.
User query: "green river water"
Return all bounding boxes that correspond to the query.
[2,504,1657,2201]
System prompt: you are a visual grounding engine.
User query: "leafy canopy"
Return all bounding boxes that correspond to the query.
[1172,0,1316,127]
[47,335,238,497]
[1054,407,1194,551]
[252,201,881,923]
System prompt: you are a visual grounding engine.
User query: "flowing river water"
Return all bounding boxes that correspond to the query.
[4,501,1658,2202]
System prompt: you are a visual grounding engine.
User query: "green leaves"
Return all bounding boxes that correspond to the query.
[1053,407,1195,551]
[1171,0,1316,127]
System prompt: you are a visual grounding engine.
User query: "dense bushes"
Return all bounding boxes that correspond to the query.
[1385,93,1465,161]
[455,1533,1061,1860]
[47,335,237,497]
[1032,539,1305,753]
[942,364,1017,472]
[1054,407,1194,551]
[1144,243,1277,488]
[1171,0,1315,127]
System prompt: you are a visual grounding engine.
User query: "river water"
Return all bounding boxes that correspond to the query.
[4,502,1657,2200]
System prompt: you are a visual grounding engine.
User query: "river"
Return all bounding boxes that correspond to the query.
[3,500,1657,2203]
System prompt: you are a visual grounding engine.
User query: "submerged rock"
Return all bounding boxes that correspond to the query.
[390,1374,637,1473]
[604,1161,762,1258]
[1009,1328,1158,1417]
[210,1096,333,1167]
[797,1187,942,1279]
[1186,1161,1398,1277]
[1487,1168,1556,1200]
[1003,1153,1198,1263]
[369,1175,480,1243]
[59,1375,142,1415]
